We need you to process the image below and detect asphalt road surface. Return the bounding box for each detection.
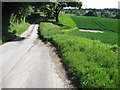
[0,20,70,88]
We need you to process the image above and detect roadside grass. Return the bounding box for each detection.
[39,22,118,88]
[9,21,30,36]
[0,40,2,45]
[2,20,30,43]
[71,15,118,33]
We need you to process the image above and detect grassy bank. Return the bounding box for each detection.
[39,22,118,88]
[2,18,30,44]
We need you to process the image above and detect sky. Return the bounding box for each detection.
[80,0,119,9]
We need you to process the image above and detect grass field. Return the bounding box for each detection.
[39,22,118,88]
[68,30,118,45]
[71,15,118,33]
[59,13,118,45]
[59,13,77,27]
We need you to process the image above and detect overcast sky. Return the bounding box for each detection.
[80,0,119,9]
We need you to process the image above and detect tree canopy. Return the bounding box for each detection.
[2,1,82,22]
[41,2,82,22]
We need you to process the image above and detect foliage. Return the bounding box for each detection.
[40,1,82,22]
[62,8,119,19]
[39,22,118,88]
[85,11,97,16]
[2,13,30,42]
[2,2,40,43]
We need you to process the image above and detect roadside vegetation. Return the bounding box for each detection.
[2,1,119,89]
[2,3,44,45]
[2,14,30,43]
[39,9,118,88]
[39,22,118,88]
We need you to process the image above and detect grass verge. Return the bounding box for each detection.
[39,22,118,88]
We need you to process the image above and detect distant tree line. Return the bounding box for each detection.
[62,8,120,19]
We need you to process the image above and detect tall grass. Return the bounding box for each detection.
[2,13,30,44]
[2,13,41,45]
[39,22,118,88]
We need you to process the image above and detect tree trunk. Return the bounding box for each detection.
[55,7,63,22]
[56,12,59,22]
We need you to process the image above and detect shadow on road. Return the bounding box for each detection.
[10,37,26,42]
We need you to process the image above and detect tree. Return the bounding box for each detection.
[85,11,96,16]
[54,2,82,22]
[41,1,82,22]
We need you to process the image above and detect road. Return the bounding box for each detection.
[0,19,70,88]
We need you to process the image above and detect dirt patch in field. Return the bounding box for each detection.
[80,29,104,33]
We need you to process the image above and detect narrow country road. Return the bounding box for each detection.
[0,18,70,88]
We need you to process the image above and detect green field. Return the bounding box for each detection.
[39,22,118,88]
[59,13,77,27]
[68,30,118,45]
[59,13,118,45]
[71,15,118,33]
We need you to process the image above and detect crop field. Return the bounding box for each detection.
[39,22,118,88]
[68,30,118,45]
[59,13,118,45]
[71,15,118,33]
